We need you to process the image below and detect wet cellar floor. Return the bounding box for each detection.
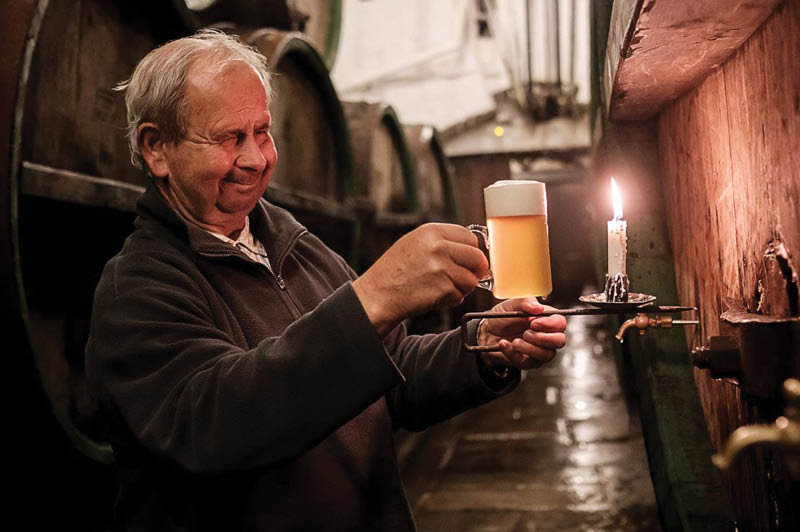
[397,313,662,532]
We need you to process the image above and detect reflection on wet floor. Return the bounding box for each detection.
[399,313,662,532]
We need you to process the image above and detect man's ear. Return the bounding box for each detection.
[138,123,170,178]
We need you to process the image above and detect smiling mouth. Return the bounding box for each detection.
[223,174,260,187]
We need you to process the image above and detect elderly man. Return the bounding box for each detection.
[86,30,566,531]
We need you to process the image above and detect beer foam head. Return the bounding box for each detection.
[484,180,547,218]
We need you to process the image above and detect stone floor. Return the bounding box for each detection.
[398,312,663,532]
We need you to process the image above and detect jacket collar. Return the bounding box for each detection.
[135,180,307,271]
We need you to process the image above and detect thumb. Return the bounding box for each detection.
[519,298,544,314]
[492,297,541,313]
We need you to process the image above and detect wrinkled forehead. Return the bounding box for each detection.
[186,53,268,95]
[183,59,270,120]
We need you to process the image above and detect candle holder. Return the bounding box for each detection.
[603,272,630,302]
[578,291,655,309]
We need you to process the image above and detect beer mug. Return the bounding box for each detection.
[468,180,552,299]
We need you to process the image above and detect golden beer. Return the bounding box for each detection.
[487,214,552,298]
[478,180,552,299]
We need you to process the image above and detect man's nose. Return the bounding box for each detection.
[236,134,267,173]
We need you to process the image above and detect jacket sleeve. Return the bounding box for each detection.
[382,321,521,432]
[327,253,521,432]
[85,250,404,474]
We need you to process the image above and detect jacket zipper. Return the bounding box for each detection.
[265,269,302,319]
[199,229,307,315]
[271,230,308,316]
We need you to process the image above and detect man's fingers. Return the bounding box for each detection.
[509,337,557,364]
[498,340,544,369]
[447,267,479,301]
[522,330,567,350]
[500,336,557,363]
[529,314,567,333]
[519,300,544,315]
[511,301,568,334]
[445,241,488,276]
[433,223,482,246]
[487,300,566,371]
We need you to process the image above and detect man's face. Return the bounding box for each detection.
[156,63,277,234]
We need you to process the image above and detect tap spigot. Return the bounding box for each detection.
[614,313,698,342]
[712,378,800,478]
[615,314,655,342]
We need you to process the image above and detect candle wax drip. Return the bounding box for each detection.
[604,273,630,302]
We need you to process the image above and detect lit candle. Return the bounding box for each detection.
[607,177,627,276]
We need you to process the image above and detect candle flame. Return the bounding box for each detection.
[610,177,623,220]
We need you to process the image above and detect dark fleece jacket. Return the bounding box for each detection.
[85,183,519,531]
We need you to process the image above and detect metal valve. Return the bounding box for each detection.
[615,313,699,342]
[691,336,741,377]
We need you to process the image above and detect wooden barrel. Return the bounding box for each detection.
[343,102,417,214]
[241,28,363,266]
[287,0,343,69]
[342,101,421,270]
[21,1,192,188]
[178,0,342,68]
[175,0,292,31]
[8,0,199,464]
[244,29,352,200]
[402,124,461,224]
[394,124,466,334]
[3,0,195,526]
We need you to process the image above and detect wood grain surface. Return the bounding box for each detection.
[607,0,780,120]
[342,101,416,214]
[658,1,800,530]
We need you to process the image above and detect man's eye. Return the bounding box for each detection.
[219,136,237,147]
[255,129,270,143]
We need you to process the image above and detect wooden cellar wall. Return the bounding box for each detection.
[657,1,800,530]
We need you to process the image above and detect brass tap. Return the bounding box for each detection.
[712,378,800,478]
[615,314,667,342]
[615,313,699,342]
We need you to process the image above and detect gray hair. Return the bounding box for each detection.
[116,29,272,169]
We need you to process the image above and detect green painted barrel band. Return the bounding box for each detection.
[322,0,342,70]
[271,34,356,199]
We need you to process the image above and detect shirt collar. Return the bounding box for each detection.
[208,215,254,247]
[135,179,307,269]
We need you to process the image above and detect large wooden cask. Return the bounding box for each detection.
[3,0,196,527]
[403,124,461,224]
[342,101,420,270]
[657,2,800,529]
[290,0,343,69]
[10,0,199,458]
[593,1,799,530]
[241,28,362,266]
[179,0,342,68]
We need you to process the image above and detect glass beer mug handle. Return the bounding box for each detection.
[467,224,493,292]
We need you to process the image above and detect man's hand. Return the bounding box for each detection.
[479,298,566,371]
[352,223,489,337]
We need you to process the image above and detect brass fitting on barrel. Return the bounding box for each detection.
[690,336,741,378]
[615,314,672,342]
[712,378,800,479]
[615,313,699,342]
